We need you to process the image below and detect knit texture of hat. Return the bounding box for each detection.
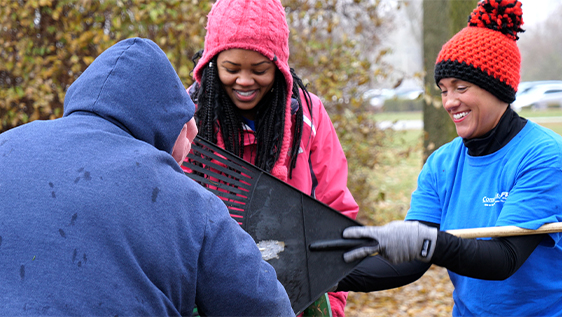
[435,0,524,104]
[194,0,292,181]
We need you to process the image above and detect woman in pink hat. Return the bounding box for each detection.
[181,0,359,315]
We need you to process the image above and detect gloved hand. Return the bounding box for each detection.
[342,221,438,264]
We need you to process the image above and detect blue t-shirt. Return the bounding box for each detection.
[406,121,562,316]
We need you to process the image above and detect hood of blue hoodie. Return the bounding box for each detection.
[63,37,194,154]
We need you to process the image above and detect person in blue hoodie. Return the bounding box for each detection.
[0,37,294,317]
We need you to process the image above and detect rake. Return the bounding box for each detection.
[182,136,371,315]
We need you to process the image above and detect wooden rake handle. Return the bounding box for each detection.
[446,223,562,239]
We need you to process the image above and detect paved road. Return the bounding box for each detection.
[378,116,562,131]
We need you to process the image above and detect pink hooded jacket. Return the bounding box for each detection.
[186,0,358,314]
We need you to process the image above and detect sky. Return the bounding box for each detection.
[519,0,561,27]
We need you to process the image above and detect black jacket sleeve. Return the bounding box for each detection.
[335,255,431,292]
[432,231,545,280]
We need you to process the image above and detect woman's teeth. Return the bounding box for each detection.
[454,111,469,120]
[237,90,255,96]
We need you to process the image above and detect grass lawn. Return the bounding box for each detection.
[372,111,422,122]
[519,108,562,118]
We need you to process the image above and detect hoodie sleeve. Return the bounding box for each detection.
[195,194,294,317]
[308,94,359,220]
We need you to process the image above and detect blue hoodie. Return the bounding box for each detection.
[0,38,293,316]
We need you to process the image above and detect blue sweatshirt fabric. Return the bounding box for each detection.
[0,38,293,316]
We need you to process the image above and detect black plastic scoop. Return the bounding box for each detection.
[183,136,367,315]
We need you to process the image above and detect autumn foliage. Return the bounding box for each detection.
[0,0,210,131]
[1,0,394,218]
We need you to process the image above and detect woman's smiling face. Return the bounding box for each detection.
[438,78,508,139]
[217,49,276,120]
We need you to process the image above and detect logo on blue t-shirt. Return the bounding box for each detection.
[482,192,509,207]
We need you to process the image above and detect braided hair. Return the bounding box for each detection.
[191,51,312,178]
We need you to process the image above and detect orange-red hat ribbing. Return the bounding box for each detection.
[435,0,524,103]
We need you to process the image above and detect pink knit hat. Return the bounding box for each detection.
[194,0,293,181]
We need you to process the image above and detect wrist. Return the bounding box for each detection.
[417,225,438,262]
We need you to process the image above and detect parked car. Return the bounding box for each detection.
[362,88,396,109]
[516,80,562,97]
[511,82,562,111]
[362,87,423,110]
[396,88,424,101]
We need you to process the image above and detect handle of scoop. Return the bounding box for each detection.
[446,222,562,238]
[309,238,377,251]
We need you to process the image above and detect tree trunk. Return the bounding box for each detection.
[422,0,478,161]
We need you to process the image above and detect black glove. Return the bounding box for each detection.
[342,221,438,264]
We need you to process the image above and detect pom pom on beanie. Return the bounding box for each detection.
[434,0,524,104]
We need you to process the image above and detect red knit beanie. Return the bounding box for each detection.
[194,0,292,181]
[435,0,524,104]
